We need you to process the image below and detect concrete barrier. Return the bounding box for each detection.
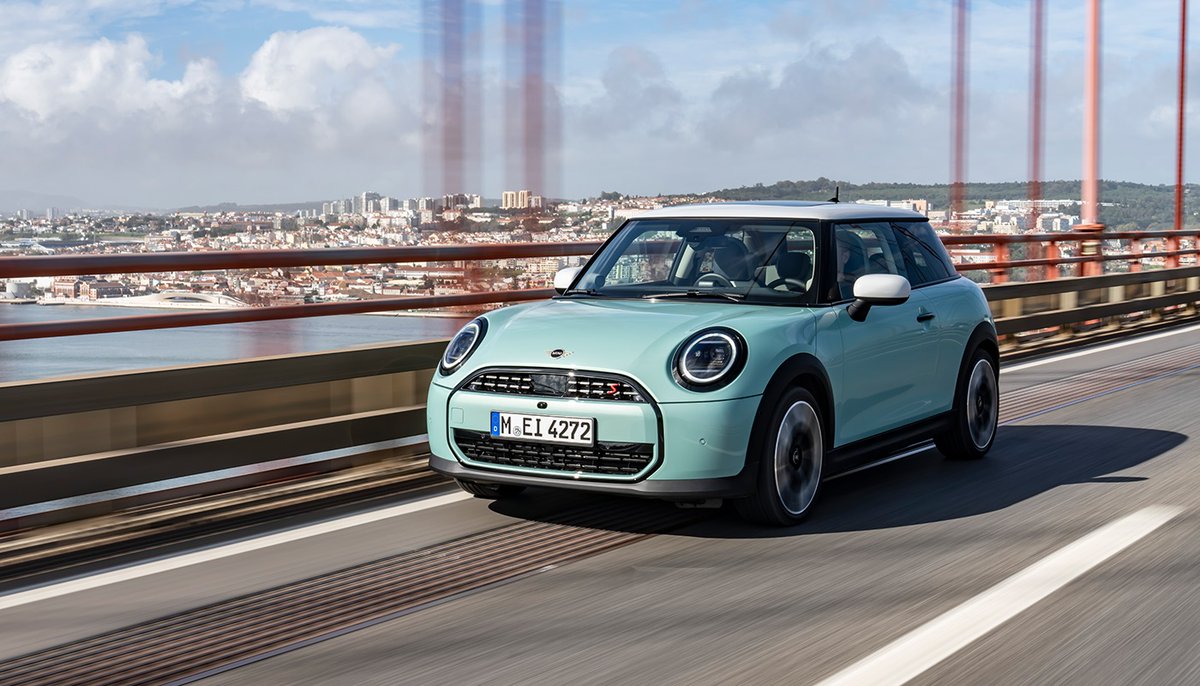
[0,340,442,518]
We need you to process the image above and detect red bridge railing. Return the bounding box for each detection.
[0,231,1196,340]
[944,229,1200,282]
[0,241,604,341]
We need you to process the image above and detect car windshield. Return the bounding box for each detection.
[565,218,820,305]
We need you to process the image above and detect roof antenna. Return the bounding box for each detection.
[827,185,840,203]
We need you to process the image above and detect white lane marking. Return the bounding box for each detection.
[815,505,1183,686]
[0,491,473,613]
[1002,323,1200,373]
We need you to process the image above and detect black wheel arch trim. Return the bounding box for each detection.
[946,320,1000,424]
[962,321,1000,375]
[745,353,836,479]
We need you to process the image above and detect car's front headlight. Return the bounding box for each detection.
[673,328,746,390]
[440,317,487,375]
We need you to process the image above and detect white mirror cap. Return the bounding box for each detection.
[553,266,582,293]
[852,273,911,304]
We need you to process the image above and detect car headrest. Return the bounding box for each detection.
[836,229,866,274]
[701,235,752,281]
[776,252,812,282]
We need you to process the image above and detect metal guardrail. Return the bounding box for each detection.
[0,342,443,528]
[987,265,1200,340]
[0,241,606,341]
[0,289,551,341]
[0,242,608,278]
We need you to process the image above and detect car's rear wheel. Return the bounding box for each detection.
[455,479,526,499]
[734,387,824,526]
[936,347,999,460]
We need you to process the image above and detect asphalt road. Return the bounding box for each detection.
[2,325,1199,685]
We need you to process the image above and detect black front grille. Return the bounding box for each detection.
[454,430,654,476]
[464,371,644,402]
[465,371,535,395]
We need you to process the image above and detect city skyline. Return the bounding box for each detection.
[0,1,1197,208]
[2,174,1196,217]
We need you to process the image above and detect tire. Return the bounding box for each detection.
[734,387,825,526]
[935,347,999,460]
[455,479,526,499]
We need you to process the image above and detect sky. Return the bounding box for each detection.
[0,0,1195,208]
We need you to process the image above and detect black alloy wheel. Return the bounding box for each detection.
[735,387,825,526]
[936,347,999,460]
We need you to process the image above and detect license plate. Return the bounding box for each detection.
[490,411,595,446]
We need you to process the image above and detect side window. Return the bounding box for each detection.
[892,222,954,286]
[833,223,903,300]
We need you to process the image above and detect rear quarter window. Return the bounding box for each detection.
[891,221,957,286]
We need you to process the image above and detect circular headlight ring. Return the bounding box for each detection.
[440,317,487,374]
[674,328,747,390]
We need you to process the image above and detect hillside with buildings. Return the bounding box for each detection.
[701,178,1200,229]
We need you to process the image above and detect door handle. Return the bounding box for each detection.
[917,312,936,322]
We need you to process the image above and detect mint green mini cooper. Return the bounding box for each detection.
[428,202,998,525]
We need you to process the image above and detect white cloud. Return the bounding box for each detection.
[699,42,937,149]
[0,36,219,131]
[573,46,683,140]
[239,27,397,114]
[238,27,416,155]
[0,27,422,207]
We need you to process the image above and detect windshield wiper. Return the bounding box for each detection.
[641,289,745,303]
[561,288,605,297]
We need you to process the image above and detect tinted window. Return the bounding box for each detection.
[891,221,956,286]
[832,222,903,301]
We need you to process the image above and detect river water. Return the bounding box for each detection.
[0,304,468,383]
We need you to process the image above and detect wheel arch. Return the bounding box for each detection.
[747,353,836,467]
[947,320,1000,411]
[935,320,1000,460]
[963,321,1000,373]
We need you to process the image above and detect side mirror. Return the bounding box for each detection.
[553,267,582,294]
[847,274,911,322]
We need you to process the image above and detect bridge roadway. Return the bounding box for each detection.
[1,325,1200,685]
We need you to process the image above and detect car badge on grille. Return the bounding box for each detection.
[547,348,571,359]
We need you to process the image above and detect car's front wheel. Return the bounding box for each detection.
[735,387,825,526]
[936,347,999,460]
[455,479,526,499]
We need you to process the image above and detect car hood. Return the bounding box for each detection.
[436,297,813,401]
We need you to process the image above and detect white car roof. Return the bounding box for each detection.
[633,201,928,222]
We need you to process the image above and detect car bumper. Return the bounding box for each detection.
[426,379,761,498]
[429,453,755,499]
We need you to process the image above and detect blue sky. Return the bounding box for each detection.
[0,0,1195,208]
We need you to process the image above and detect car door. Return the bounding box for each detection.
[831,222,941,447]
[891,220,967,413]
